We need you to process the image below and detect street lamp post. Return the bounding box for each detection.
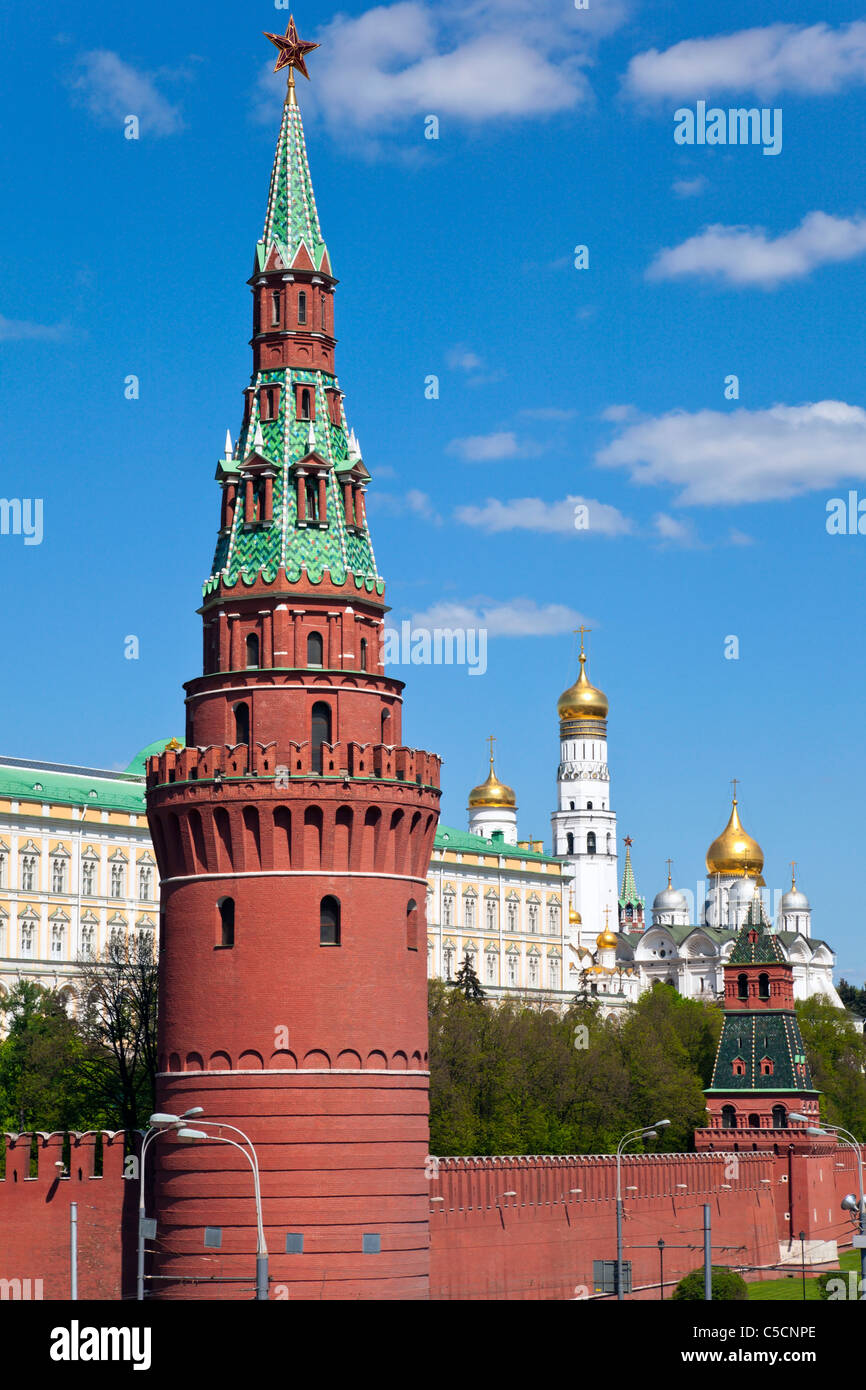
[616,1120,671,1302]
[790,1113,866,1298]
[137,1110,269,1301]
[658,1238,665,1300]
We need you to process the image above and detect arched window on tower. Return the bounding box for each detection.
[298,291,307,325]
[772,1105,788,1130]
[566,832,574,855]
[360,638,368,672]
[586,832,596,855]
[737,972,749,1000]
[406,899,418,951]
[307,632,324,667]
[721,1105,737,1130]
[320,895,340,946]
[311,701,332,774]
[300,387,311,420]
[381,708,391,745]
[245,634,260,669]
[748,1112,761,1129]
[758,972,770,1001]
[217,897,235,948]
[587,801,593,810]
[271,290,281,326]
[234,702,250,746]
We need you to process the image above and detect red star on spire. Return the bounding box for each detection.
[623,836,633,847]
[263,16,320,80]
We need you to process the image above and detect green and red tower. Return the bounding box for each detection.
[145,21,441,1300]
[696,893,821,1138]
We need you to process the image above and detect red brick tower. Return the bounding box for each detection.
[145,23,441,1300]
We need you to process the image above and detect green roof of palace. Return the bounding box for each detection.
[434,824,560,867]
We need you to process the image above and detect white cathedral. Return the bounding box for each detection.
[426,633,843,1016]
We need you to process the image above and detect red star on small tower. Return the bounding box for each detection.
[263,16,320,80]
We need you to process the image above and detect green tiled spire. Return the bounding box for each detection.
[258,93,329,276]
[205,88,382,599]
[618,838,643,909]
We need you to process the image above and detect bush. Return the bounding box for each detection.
[672,1266,748,1301]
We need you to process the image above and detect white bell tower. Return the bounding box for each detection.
[551,629,618,950]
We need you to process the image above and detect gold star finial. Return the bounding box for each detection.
[264,16,320,101]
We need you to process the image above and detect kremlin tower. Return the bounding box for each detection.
[144,21,441,1300]
[551,630,618,948]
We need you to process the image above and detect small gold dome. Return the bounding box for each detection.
[557,652,608,723]
[569,908,582,925]
[468,752,516,809]
[596,926,618,950]
[706,796,764,878]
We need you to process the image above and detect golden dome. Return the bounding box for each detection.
[706,796,764,879]
[596,908,618,951]
[569,908,582,925]
[557,651,608,723]
[468,751,516,809]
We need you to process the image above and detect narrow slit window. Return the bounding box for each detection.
[298,291,307,325]
[320,895,340,946]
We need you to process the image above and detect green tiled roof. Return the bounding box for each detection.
[434,824,559,867]
[709,1012,815,1093]
[618,841,644,909]
[729,896,787,964]
[207,96,382,599]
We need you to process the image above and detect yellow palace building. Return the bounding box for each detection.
[0,740,178,1014]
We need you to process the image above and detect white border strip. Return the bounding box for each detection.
[161,870,428,885]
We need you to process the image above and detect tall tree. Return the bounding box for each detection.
[0,981,109,1132]
[451,952,485,1001]
[76,930,159,1132]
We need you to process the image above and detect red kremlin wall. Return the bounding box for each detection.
[0,1133,861,1300]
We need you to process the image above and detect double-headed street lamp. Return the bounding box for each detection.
[616,1120,671,1301]
[790,1112,866,1298]
[138,1109,268,1301]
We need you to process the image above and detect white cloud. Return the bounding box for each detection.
[456,494,632,536]
[67,50,184,135]
[600,403,637,422]
[647,211,866,289]
[624,22,866,100]
[0,315,68,343]
[408,597,586,637]
[446,344,484,372]
[598,400,866,505]
[672,176,707,198]
[372,489,441,523]
[447,431,519,461]
[254,0,629,132]
[652,512,699,546]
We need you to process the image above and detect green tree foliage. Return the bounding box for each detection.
[796,996,866,1135]
[672,1266,748,1301]
[0,982,112,1132]
[837,978,866,1021]
[76,931,159,1132]
[428,981,723,1156]
[451,952,485,1002]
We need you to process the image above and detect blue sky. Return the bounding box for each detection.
[2,1,866,979]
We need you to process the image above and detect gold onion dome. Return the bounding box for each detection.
[596,910,618,951]
[706,796,764,879]
[557,652,608,722]
[569,908,582,925]
[468,753,516,809]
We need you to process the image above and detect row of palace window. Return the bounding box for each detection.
[2,921,149,959]
[440,946,561,989]
[255,288,329,334]
[0,853,153,900]
[216,896,420,951]
[439,896,560,934]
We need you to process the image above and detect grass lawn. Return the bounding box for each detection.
[748,1249,859,1301]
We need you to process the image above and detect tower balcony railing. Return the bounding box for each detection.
[146,740,441,791]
